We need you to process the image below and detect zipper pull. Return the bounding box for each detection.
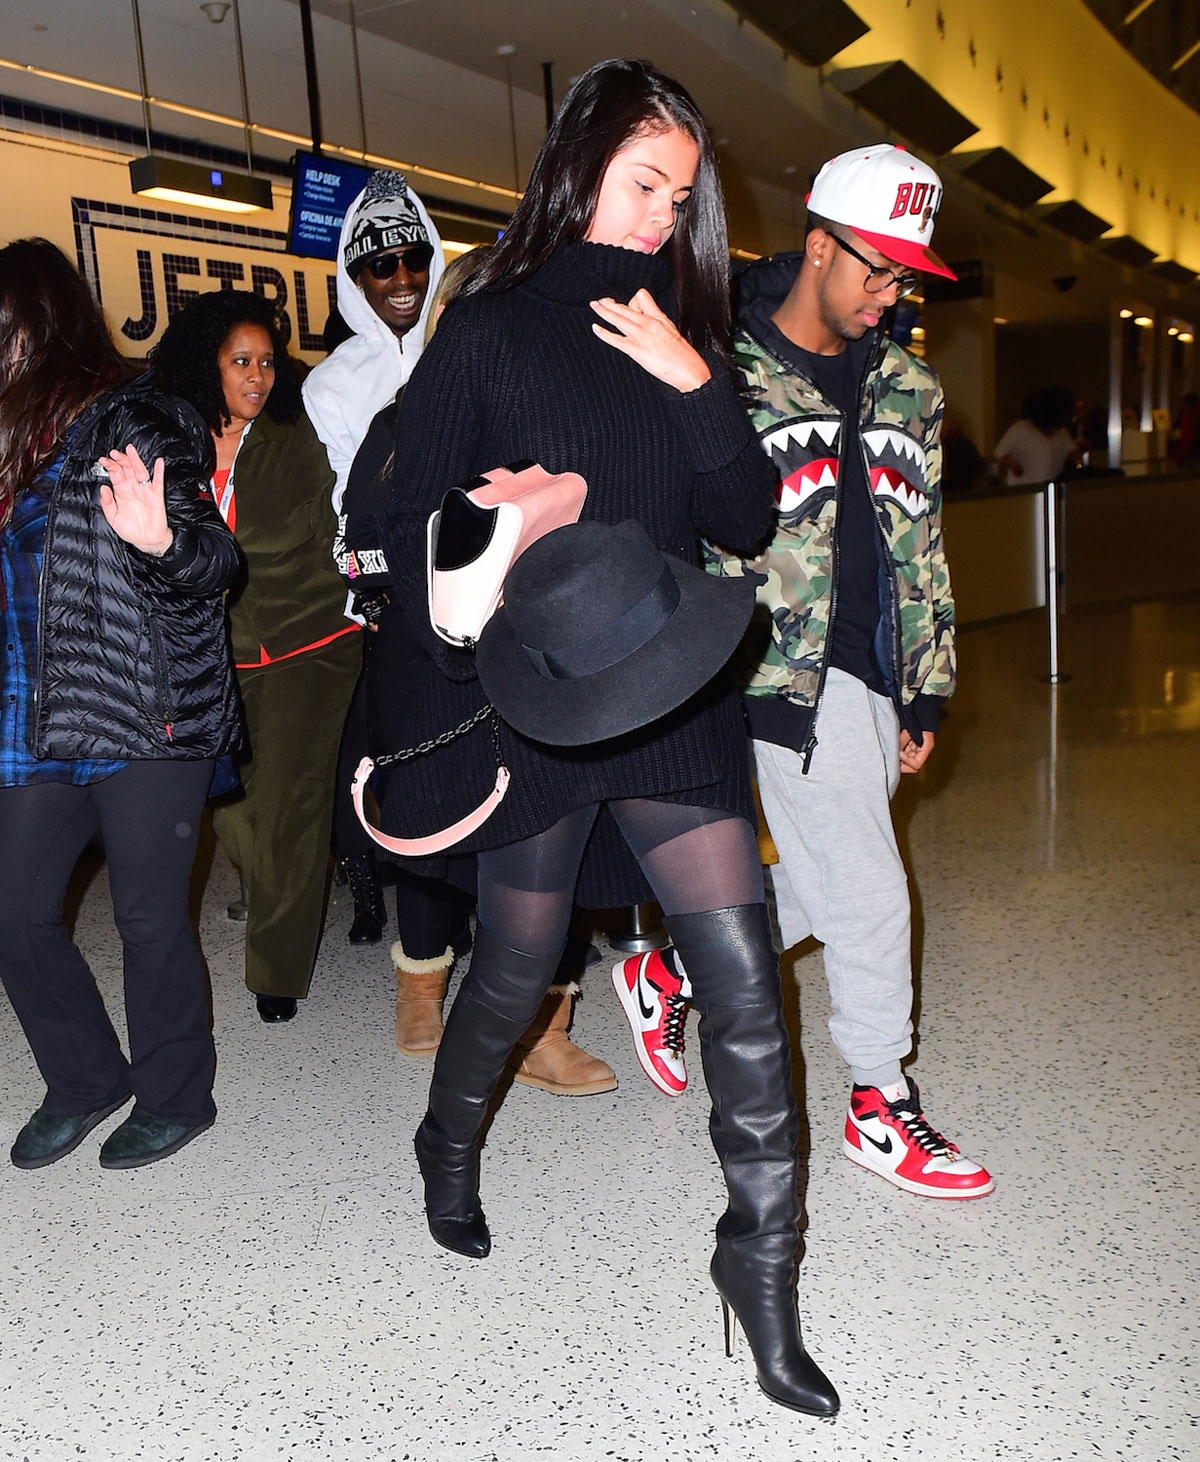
[800,732,817,775]
[165,722,173,741]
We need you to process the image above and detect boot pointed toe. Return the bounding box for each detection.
[757,1352,841,1418]
[427,1211,492,1259]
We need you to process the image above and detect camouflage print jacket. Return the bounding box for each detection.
[706,253,955,750]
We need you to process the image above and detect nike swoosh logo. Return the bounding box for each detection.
[854,1125,893,1156]
[636,971,657,1022]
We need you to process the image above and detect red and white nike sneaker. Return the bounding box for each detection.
[843,1078,994,1199]
[611,948,691,1097]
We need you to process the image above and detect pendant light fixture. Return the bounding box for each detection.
[127,0,272,214]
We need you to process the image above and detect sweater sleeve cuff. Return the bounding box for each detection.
[664,368,759,473]
[911,694,943,735]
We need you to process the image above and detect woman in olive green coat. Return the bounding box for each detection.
[155,291,361,1022]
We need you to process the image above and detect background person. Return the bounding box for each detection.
[993,385,1080,485]
[0,239,240,1170]
[379,59,838,1418]
[304,171,445,945]
[154,290,360,1024]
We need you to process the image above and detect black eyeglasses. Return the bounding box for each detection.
[363,242,435,280]
[831,234,919,298]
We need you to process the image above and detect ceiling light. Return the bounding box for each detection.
[910,326,926,339]
[1178,332,1194,343]
[1123,0,1159,22]
[199,2,231,21]
[1119,308,1133,318]
[1133,315,1154,327]
[993,316,1008,324]
[129,155,272,212]
[1170,37,1200,72]
[1168,325,1179,335]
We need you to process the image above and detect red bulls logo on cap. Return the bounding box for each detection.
[889,181,942,234]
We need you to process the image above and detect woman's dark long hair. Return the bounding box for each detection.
[152,289,303,434]
[0,238,128,527]
[463,58,731,354]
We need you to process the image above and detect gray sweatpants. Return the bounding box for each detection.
[753,668,914,1090]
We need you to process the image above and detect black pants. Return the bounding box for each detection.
[0,760,217,1124]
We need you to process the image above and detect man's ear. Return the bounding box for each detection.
[806,228,832,271]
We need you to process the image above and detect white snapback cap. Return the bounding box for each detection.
[807,144,956,280]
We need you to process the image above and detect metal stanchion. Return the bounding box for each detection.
[610,902,667,954]
[1041,479,1071,684]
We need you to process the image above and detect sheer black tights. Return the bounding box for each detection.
[476,798,764,958]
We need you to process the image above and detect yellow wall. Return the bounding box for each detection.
[840,0,1200,269]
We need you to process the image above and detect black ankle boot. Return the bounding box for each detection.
[667,904,840,1419]
[414,925,560,1258]
[340,853,385,944]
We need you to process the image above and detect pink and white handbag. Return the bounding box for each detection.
[426,462,587,647]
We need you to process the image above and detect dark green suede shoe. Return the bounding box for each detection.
[98,1113,215,1170]
[10,1097,131,1170]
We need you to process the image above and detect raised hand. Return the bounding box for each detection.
[97,444,174,556]
[590,289,712,393]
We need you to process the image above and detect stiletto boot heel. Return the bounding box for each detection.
[721,1297,737,1357]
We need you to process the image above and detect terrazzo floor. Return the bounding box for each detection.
[1,594,1197,1462]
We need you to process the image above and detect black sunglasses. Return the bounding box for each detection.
[831,233,919,298]
[363,242,435,280]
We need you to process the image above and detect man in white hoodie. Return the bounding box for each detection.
[302,171,445,952]
[304,169,445,578]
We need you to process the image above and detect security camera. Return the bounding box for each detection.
[1052,275,1078,293]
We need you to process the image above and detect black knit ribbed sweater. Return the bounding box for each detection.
[379,240,775,906]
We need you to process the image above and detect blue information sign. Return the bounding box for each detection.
[288,152,373,261]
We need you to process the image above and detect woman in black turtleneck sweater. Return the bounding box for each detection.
[381,59,839,1419]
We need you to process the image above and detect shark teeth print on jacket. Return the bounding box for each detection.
[862,427,929,519]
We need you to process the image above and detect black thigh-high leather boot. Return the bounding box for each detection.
[414,924,562,1259]
[666,904,840,1418]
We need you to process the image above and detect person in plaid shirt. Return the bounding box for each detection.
[0,239,240,1173]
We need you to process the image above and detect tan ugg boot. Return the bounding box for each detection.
[512,983,618,1095]
[393,941,453,1055]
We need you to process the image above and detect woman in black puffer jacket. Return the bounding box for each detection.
[0,239,241,1172]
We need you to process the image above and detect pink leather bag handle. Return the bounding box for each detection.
[349,703,510,856]
[351,756,510,856]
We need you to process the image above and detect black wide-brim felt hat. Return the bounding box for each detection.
[476,519,754,747]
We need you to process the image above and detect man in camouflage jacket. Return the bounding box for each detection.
[711,146,993,1199]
